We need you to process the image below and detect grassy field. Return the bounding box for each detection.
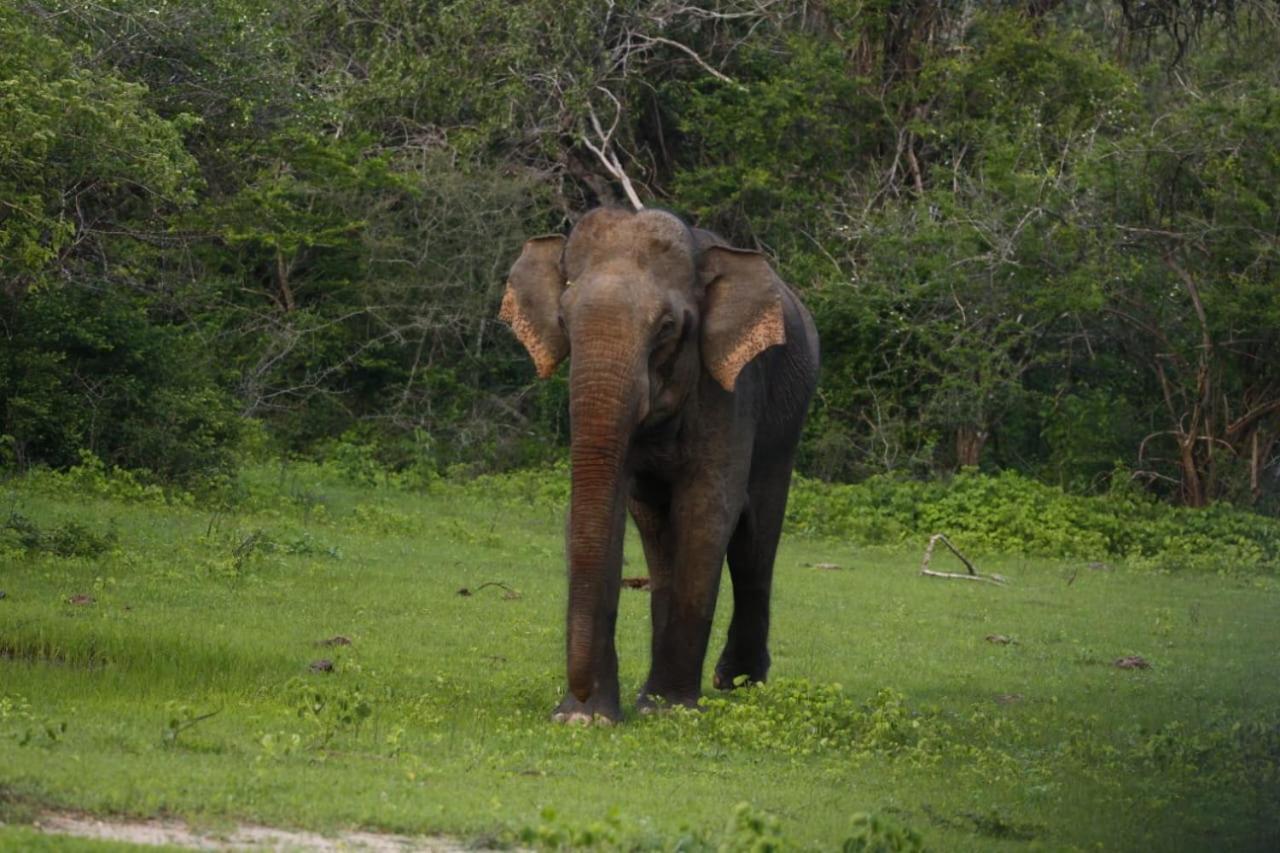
[1,464,1278,850]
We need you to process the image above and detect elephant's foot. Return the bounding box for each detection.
[551,692,621,726]
[712,650,770,690]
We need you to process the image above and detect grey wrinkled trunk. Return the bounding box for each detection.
[564,342,637,701]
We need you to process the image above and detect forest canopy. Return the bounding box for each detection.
[2,0,1279,510]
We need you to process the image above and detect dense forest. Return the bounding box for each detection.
[2,0,1278,511]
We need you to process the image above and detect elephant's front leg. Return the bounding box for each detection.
[638,483,738,711]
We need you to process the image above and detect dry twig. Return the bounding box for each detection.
[583,90,645,211]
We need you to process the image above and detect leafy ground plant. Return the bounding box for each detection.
[0,463,1277,850]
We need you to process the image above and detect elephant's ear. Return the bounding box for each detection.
[698,246,787,392]
[499,235,568,379]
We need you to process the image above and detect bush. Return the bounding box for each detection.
[787,468,1280,573]
[0,284,244,486]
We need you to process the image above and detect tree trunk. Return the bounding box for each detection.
[1178,435,1206,508]
[955,426,988,469]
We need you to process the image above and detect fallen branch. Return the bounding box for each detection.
[920,568,1005,585]
[457,581,521,599]
[920,533,1007,585]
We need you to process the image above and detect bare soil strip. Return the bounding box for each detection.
[33,812,470,850]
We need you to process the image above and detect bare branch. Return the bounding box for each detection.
[921,567,1006,585]
[920,533,1007,585]
[628,33,737,85]
[582,91,645,210]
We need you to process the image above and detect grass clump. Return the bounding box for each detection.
[653,682,947,763]
[517,802,926,852]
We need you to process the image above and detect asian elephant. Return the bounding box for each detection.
[498,207,819,723]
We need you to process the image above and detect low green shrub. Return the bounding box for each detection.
[514,801,927,852]
[16,450,173,505]
[11,448,1277,573]
[842,812,926,853]
[786,469,1280,572]
[0,508,118,558]
[651,681,951,765]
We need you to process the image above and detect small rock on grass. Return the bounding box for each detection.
[994,693,1024,705]
[804,562,842,571]
[315,635,352,647]
[67,594,95,606]
[622,577,650,590]
[985,634,1014,645]
[309,659,334,673]
[1113,655,1151,670]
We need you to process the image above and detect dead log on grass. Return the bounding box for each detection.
[920,533,1007,585]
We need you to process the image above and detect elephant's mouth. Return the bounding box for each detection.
[634,406,683,442]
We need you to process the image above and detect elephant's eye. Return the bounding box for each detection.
[651,315,680,371]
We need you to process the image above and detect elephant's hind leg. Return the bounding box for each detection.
[714,463,792,690]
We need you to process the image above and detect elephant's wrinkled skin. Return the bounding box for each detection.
[499,207,819,723]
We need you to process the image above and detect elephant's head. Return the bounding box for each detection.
[499,207,786,703]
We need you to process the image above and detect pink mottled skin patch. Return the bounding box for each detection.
[499,285,560,378]
[707,299,786,391]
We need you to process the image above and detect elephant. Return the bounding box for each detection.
[498,207,819,723]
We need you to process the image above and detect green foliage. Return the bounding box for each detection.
[518,806,625,850]
[18,451,176,505]
[0,284,244,485]
[1040,389,1145,492]
[0,508,118,559]
[0,695,67,750]
[283,676,373,749]
[842,813,925,853]
[161,701,219,749]
[515,802,925,852]
[0,6,196,294]
[4,0,1280,519]
[718,802,787,852]
[787,468,1280,570]
[657,682,949,763]
[670,33,882,249]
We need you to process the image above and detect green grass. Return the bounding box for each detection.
[0,826,160,851]
[1,464,1278,850]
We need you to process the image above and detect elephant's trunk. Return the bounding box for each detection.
[565,335,638,702]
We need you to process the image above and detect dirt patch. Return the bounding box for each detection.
[34,811,474,850]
